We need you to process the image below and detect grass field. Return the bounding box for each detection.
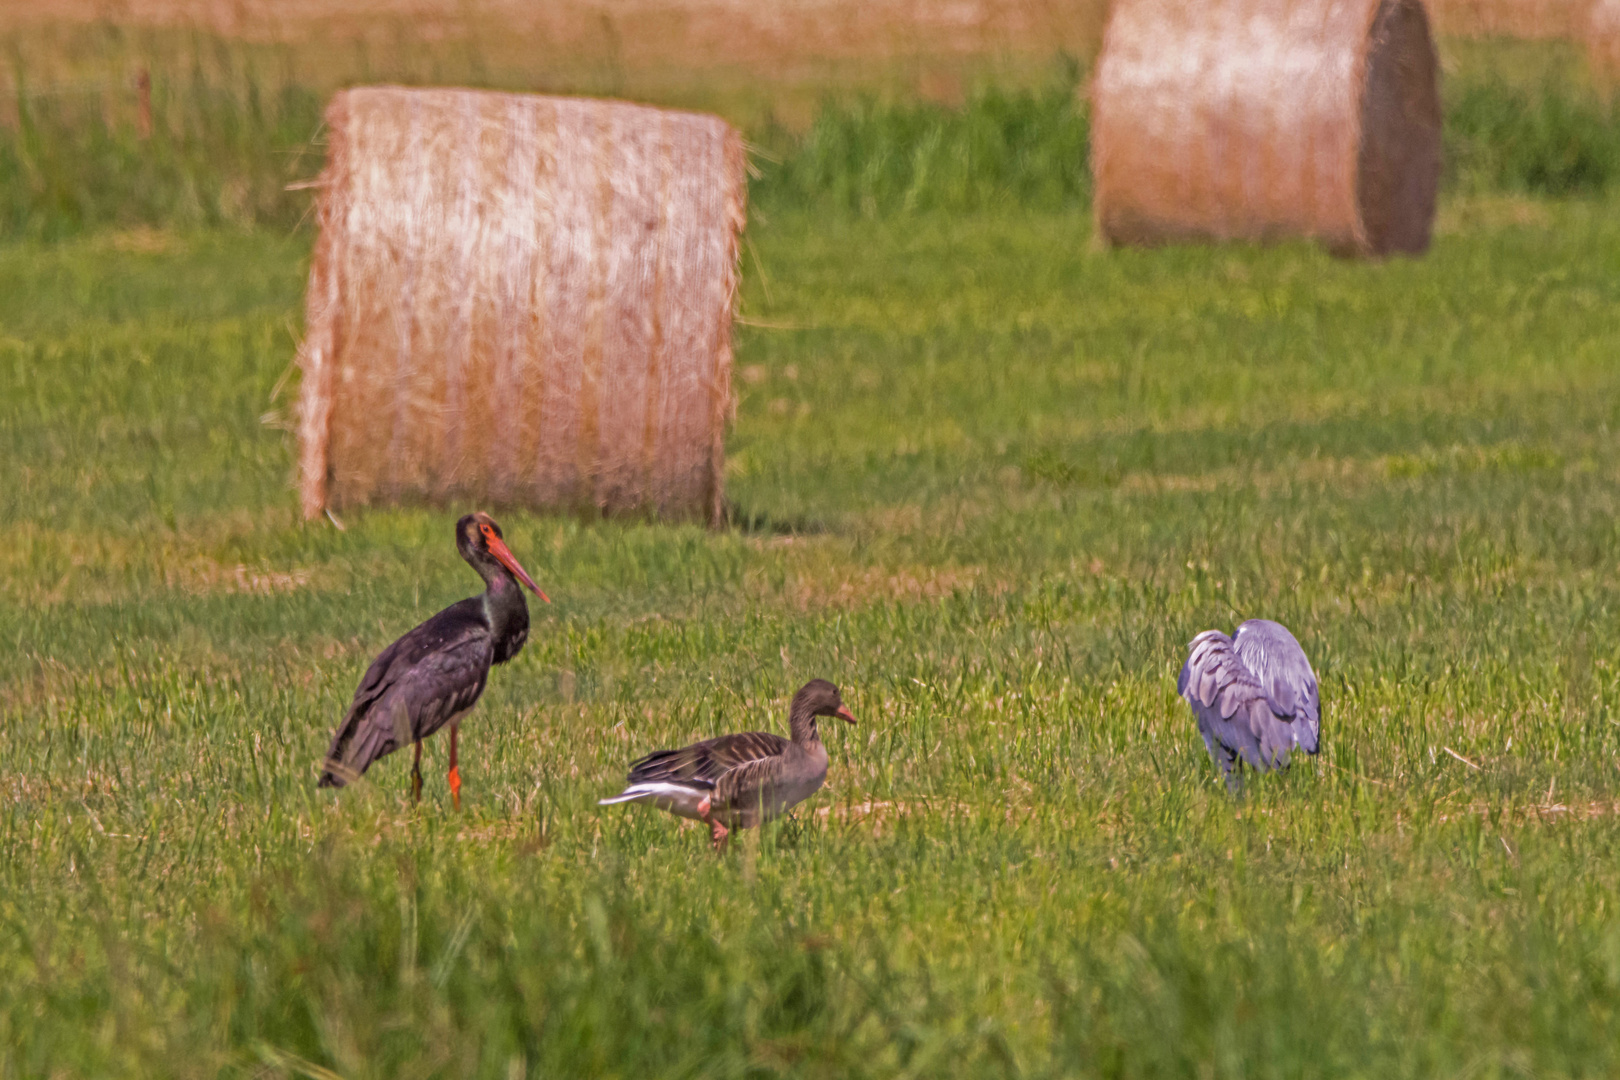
[4,190,1620,1076]
[6,32,1620,239]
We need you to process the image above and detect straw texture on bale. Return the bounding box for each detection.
[1091,0,1442,258]
[296,87,745,524]
[1591,0,1620,88]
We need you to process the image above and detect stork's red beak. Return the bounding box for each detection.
[835,705,857,724]
[486,533,549,602]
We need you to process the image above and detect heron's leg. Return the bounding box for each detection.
[1225,759,1245,798]
[447,722,462,811]
[411,739,424,804]
[1198,724,1242,795]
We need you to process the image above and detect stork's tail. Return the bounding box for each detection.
[317,715,397,791]
[318,758,361,789]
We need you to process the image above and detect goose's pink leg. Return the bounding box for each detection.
[697,795,730,851]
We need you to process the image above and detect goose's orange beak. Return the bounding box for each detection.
[486,533,549,602]
[835,705,857,724]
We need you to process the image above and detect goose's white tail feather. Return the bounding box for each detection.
[598,781,712,820]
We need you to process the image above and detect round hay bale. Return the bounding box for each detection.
[1590,0,1620,90]
[296,87,745,525]
[1091,0,1442,258]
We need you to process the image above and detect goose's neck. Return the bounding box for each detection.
[788,702,821,746]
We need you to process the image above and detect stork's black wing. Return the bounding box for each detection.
[318,598,494,787]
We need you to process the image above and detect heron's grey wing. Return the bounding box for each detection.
[1233,619,1321,755]
[1178,630,1288,773]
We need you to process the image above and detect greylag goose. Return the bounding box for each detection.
[599,679,856,848]
[1177,618,1320,792]
[318,512,547,806]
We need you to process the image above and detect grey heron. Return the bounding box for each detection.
[1177,619,1320,792]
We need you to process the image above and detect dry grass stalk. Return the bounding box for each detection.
[1091,0,1442,259]
[297,86,745,523]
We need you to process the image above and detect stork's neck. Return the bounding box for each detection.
[479,567,530,650]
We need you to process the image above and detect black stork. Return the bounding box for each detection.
[318,512,547,807]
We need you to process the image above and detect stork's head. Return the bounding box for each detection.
[456,512,548,601]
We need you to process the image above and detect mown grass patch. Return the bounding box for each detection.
[2,195,1620,1073]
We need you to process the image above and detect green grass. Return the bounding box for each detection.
[5,35,1620,239]
[0,49,325,240]
[750,59,1091,215]
[1445,79,1620,196]
[4,197,1620,1076]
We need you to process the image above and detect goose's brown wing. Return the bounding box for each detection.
[625,731,790,791]
[713,753,788,810]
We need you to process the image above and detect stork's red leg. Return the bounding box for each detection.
[411,739,424,804]
[448,722,462,811]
